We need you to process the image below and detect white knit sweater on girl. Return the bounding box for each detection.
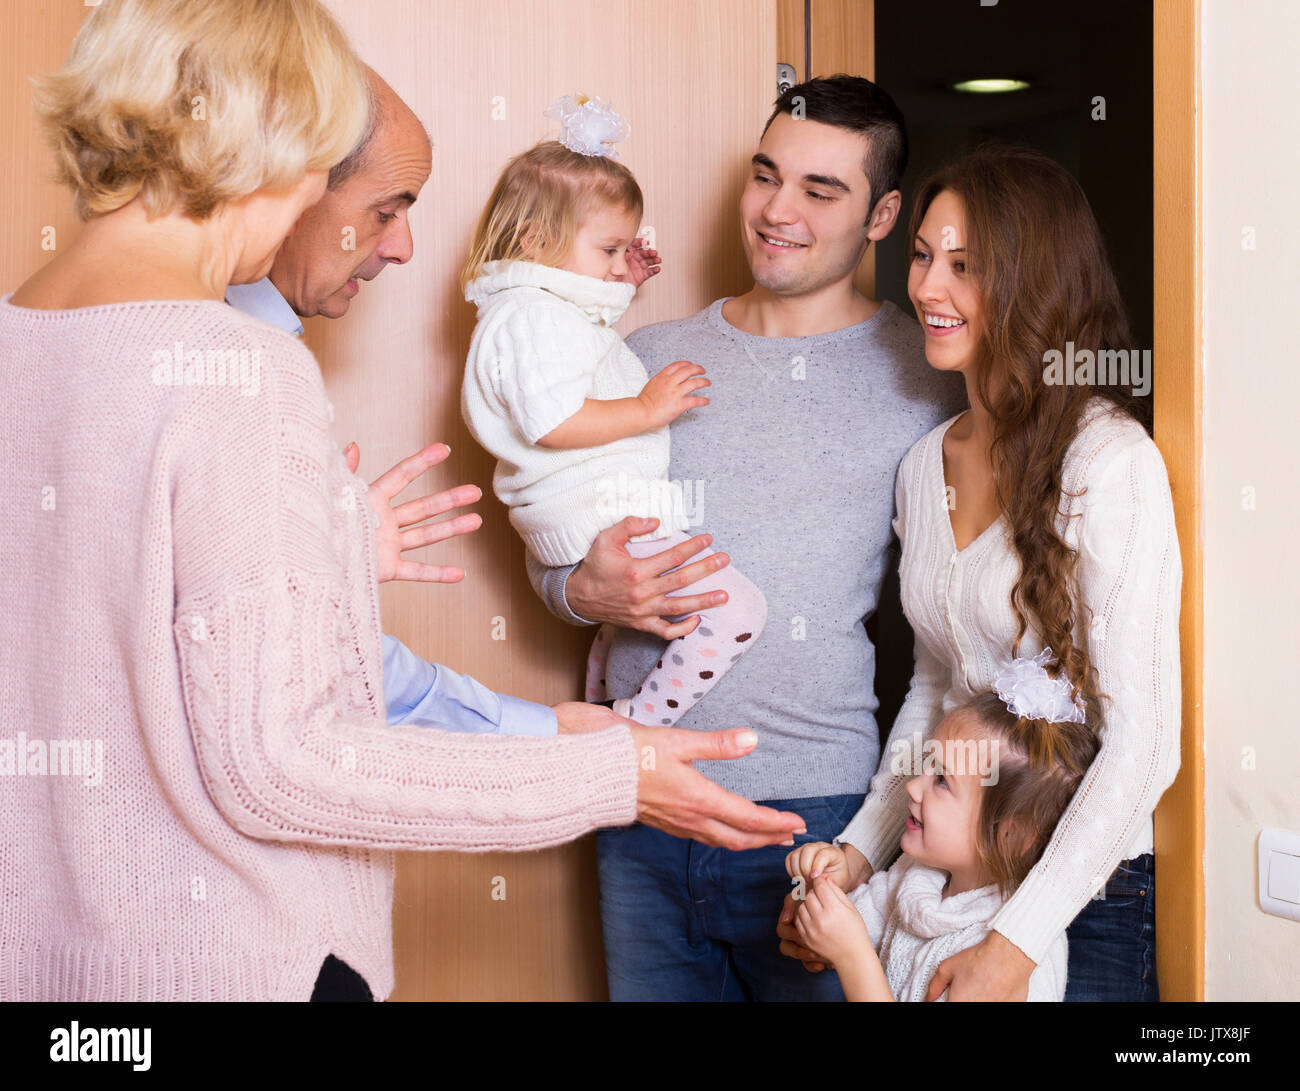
[850,854,1067,1001]
[461,260,691,566]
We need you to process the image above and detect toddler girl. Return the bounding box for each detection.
[786,650,1100,1001]
[459,94,766,726]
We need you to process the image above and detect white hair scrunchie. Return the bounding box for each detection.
[992,647,1087,724]
[544,93,630,159]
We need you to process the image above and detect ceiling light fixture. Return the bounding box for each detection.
[951,78,1031,94]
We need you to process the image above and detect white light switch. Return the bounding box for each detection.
[1267,852,1300,903]
[1259,829,1300,922]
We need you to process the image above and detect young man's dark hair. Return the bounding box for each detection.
[762,74,908,222]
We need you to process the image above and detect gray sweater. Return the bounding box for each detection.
[526,297,966,800]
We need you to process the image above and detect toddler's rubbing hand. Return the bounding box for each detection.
[625,236,662,288]
[636,360,711,429]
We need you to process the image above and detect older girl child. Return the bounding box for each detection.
[788,654,1099,1001]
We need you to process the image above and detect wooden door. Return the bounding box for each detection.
[314,0,780,1000]
[0,0,778,1001]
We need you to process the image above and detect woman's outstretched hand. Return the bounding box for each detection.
[923,930,1035,1001]
[629,722,806,850]
[344,441,483,584]
[554,702,806,850]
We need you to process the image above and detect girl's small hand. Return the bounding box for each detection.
[785,840,851,890]
[626,236,661,288]
[793,876,874,970]
[637,360,710,429]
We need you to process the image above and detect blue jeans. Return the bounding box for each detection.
[596,793,866,1001]
[1064,853,1158,1001]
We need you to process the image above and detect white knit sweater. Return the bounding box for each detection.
[839,396,1182,965]
[460,260,690,566]
[850,854,1067,1001]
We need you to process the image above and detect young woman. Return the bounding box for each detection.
[781,144,1182,1001]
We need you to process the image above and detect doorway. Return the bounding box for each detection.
[779,0,1203,1001]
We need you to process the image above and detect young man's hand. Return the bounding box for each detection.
[565,517,733,639]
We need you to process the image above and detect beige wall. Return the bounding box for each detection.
[0,0,777,1000]
[1201,0,1300,1000]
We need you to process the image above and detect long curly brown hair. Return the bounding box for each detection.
[909,145,1150,709]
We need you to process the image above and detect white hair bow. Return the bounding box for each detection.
[992,648,1087,724]
[544,93,630,159]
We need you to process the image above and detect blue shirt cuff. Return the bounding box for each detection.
[380,632,556,736]
[497,693,559,737]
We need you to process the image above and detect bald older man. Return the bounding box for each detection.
[230,69,430,323]
[226,71,552,742]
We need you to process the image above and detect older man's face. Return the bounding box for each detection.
[270,109,432,319]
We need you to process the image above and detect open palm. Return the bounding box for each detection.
[344,441,483,583]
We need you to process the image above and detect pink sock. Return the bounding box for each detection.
[615,532,766,725]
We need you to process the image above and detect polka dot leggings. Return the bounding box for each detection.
[583,530,767,725]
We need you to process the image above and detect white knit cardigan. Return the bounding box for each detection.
[839,396,1182,965]
[460,260,690,566]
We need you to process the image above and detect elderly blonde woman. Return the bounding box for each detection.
[0,0,801,1002]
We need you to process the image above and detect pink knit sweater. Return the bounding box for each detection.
[0,296,639,1001]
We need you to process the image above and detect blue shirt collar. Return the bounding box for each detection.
[224,277,305,336]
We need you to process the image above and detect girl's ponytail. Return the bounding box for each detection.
[964,685,1102,900]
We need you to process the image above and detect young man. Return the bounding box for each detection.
[527,76,967,1000]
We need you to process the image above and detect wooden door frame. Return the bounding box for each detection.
[783,0,1205,1000]
[1151,0,1203,1004]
